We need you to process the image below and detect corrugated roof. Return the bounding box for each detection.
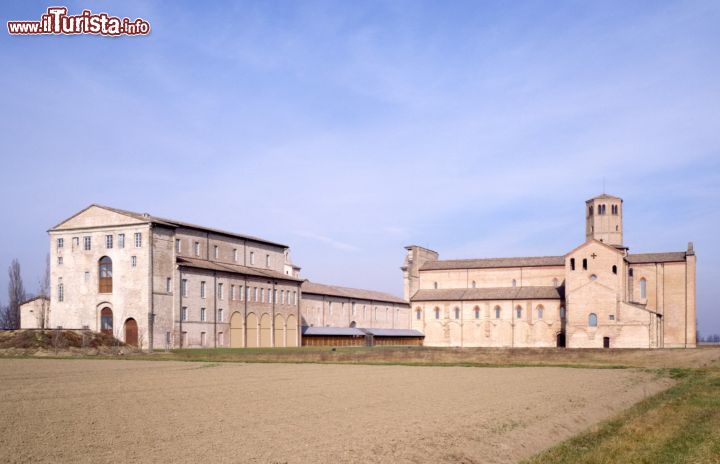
[626,252,687,264]
[364,328,425,337]
[61,204,289,248]
[301,281,408,305]
[177,257,303,282]
[301,327,366,336]
[420,256,565,271]
[411,286,564,302]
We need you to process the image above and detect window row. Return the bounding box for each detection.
[435,278,562,290]
[180,306,224,323]
[179,280,297,305]
[418,305,565,320]
[57,233,142,251]
[589,204,619,216]
[175,239,273,267]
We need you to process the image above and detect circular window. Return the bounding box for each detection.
[590,274,598,281]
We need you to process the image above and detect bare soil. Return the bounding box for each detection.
[0,359,672,464]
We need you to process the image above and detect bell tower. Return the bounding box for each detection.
[585,194,623,246]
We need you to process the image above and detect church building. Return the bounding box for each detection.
[402,194,697,348]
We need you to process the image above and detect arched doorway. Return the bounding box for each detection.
[124,318,138,347]
[286,315,298,347]
[100,307,113,336]
[230,312,243,348]
[260,314,272,347]
[274,314,285,347]
[246,313,258,348]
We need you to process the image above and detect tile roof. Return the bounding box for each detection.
[411,286,564,302]
[177,257,303,282]
[587,193,622,201]
[626,252,687,264]
[92,204,288,248]
[420,256,565,271]
[301,281,408,305]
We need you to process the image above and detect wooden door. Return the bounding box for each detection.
[124,318,138,347]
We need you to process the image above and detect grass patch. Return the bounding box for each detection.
[523,368,720,464]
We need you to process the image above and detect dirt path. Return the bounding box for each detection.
[0,359,672,463]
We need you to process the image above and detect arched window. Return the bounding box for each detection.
[582,258,588,270]
[99,256,112,293]
[516,306,522,319]
[434,308,440,320]
[100,307,113,335]
[588,313,598,327]
[454,307,460,319]
[494,306,501,319]
[474,306,480,319]
[640,278,647,299]
[612,265,617,274]
[433,282,438,289]
[512,279,517,287]
[570,258,575,270]
[536,305,544,319]
[471,280,476,288]
[416,308,422,320]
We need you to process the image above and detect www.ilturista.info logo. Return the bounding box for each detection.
[7,7,150,36]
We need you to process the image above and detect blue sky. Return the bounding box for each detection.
[1,1,719,334]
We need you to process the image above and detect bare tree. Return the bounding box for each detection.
[7,259,26,329]
[0,298,9,329]
[37,254,51,329]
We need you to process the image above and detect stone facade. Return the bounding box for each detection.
[19,296,50,329]
[43,204,410,349]
[403,194,697,348]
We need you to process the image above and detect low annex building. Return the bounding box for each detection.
[42,204,413,349]
[403,194,697,349]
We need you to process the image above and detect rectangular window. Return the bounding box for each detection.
[57,256,63,265]
[200,307,206,322]
[231,285,235,300]
[570,258,575,271]
[165,331,171,346]
[131,256,137,267]
[118,234,125,249]
[166,277,172,293]
[250,251,255,265]
[246,286,250,301]
[253,287,258,302]
[281,290,285,305]
[194,241,200,256]
[105,235,113,249]
[261,288,265,303]
[84,271,90,282]
[200,281,206,299]
[83,236,91,251]
[181,331,187,346]
[57,238,64,249]
[218,283,224,300]
[181,279,188,297]
[218,332,224,345]
[218,308,224,322]
[200,332,206,347]
[134,233,142,248]
[582,258,588,270]
[273,289,277,304]
[266,254,270,267]
[293,291,297,305]
[58,280,64,302]
[233,249,238,262]
[175,239,181,253]
[240,285,244,301]
[214,245,219,259]
[181,306,188,321]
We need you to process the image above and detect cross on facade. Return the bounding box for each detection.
[591,253,597,259]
